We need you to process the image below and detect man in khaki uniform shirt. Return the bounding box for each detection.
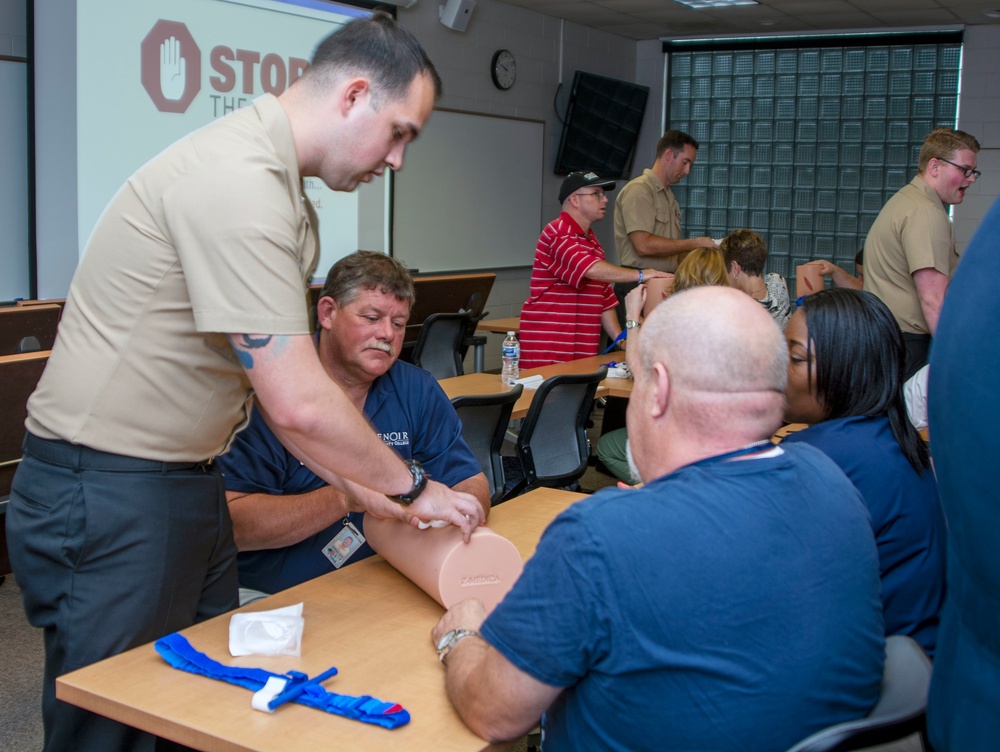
[614,130,718,274]
[7,15,484,752]
[863,127,980,379]
[612,130,719,324]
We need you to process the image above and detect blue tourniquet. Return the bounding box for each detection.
[154,632,410,729]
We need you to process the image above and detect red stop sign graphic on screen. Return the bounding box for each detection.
[141,20,201,113]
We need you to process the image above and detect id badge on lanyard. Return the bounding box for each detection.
[322,518,366,569]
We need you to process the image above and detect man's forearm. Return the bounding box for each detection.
[601,308,623,345]
[444,639,520,742]
[830,267,862,290]
[585,260,643,284]
[453,474,491,520]
[630,232,715,258]
[232,335,486,538]
[442,636,548,743]
[232,333,415,497]
[913,267,949,336]
[227,485,350,551]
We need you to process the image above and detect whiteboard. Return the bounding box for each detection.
[392,109,544,273]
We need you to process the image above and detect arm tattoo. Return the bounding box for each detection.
[228,334,273,370]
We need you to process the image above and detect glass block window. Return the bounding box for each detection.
[666,34,962,278]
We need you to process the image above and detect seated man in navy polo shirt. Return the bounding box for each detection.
[218,251,489,598]
[432,286,884,751]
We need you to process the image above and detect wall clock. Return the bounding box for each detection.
[491,49,516,91]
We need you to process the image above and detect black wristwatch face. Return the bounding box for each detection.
[388,459,427,505]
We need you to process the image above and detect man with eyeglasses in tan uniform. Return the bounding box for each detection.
[863,127,980,379]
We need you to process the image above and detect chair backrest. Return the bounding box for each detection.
[785,635,932,752]
[451,384,524,504]
[516,366,607,490]
[458,291,488,360]
[0,304,61,356]
[411,311,471,379]
[1,351,51,498]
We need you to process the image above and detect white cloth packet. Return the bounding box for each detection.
[229,602,304,657]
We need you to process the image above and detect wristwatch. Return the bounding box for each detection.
[436,628,480,663]
[625,320,642,329]
[387,459,428,506]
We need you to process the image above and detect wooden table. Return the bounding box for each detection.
[438,352,632,420]
[475,316,520,335]
[56,488,586,752]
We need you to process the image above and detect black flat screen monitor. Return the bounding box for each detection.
[554,71,649,179]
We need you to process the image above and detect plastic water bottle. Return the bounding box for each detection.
[501,331,520,386]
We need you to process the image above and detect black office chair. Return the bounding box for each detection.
[458,291,489,372]
[502,367,607,501]
[411,311,472,379]
[785,635,933,752]
[450,384,524,505]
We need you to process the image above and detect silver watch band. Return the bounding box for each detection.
[436,628,481,663]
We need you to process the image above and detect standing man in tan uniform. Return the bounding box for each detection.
[863,127,980,379]
[6,14,483,752]
[614,130,719,271]
[612,130,719,320]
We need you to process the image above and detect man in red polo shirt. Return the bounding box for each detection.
[519,171,671,368]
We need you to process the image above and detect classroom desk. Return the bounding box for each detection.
[475,316,520,335]
[438,352,632,420]
[56,487,586,752]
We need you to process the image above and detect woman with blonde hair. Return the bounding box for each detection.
[641,246,728,316]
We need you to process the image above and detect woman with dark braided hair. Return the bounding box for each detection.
[781,288,945,656]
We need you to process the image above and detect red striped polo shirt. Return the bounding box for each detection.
[519,212,618,368]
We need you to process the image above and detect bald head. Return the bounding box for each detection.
[640,286,787,395]
[628,287,787,478]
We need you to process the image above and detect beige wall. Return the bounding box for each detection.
[953,24,1000,248]
[395,1,640,371]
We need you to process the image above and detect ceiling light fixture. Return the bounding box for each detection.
[983,8,1000,17]
[672,0,759,8]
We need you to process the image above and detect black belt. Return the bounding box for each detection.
[23,432,214,473]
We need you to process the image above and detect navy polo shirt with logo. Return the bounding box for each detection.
[217,359,482,594]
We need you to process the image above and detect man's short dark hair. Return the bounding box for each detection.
[304,12,442,103]
[655,130,699,160]
[319,251,416,311]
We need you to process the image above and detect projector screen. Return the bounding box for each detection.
[34,0,386,298]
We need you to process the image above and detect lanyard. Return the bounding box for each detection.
[154,632,410,729]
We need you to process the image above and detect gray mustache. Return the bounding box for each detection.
[366,341,396,357]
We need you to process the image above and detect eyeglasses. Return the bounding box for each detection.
[577,190,608,200]
[937,158,981,180]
